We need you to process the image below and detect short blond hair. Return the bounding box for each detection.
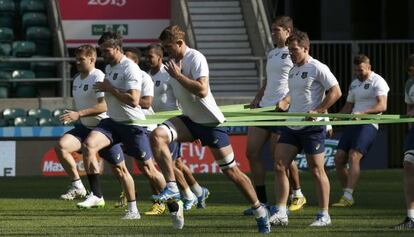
[159,25,185,42]
[75,44,96,58]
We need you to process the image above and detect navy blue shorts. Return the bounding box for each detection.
[404,127,414,151]
[65,123,125,165]
[177,115,230,149]
[255,126,283,134]
[93,118,153,161]
[337,124,377,155]
[278,126,326,155]
[169,141,181,160]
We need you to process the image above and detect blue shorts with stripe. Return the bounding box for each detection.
[65,123,125,165]
[337,124,377,155]
[93,118,153,161]
[177,115,230,149]
[278,125,326,155]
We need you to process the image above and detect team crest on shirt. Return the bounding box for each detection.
[83,84,88,91]
[301,72,308,79]
[364,84,370,89]
[112,73,118,80]
[281,53,288,59]
[155,81,160,87]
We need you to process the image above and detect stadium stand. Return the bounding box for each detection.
[0,0,58,98]
[12,69,37,97]
[0,0,15,28]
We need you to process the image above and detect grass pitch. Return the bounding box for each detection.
[0,170,413,236]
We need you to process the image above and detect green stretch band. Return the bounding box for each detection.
[217,118,414,127]
[139,103,413,126]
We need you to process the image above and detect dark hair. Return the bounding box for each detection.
[74,44,96,58]
[147,44,164,57]
[124,47,142,57]
[286,30,310,49]
[98,31,122,48]
[353,54,370,65]
[159,25,185,42]
[273,16,293,31]
[408,54,414,68]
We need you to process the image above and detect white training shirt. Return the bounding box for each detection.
[405,78,414,105]
[169,47,225,124]
[288,56,339,130]
[260,47,292,107]
[104,56,146,122]
[347,72,389,129]
[347,72,389,113]
[151,65,179,112]
[141,71,155,116]
[72,68,108,127]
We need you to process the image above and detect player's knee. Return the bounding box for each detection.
[217,153,236,171]
[82,138,99,153]
[274,160,287,173]
[404,150,414,166]
[151,121,177,145]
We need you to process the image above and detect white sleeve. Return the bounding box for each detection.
[191,53,209,80]
[94,71,105,98]
[374,77,390,97]
[124,64,142,91]
[346,82,355,103]
[317,64,338,90]
[141,73,154,97]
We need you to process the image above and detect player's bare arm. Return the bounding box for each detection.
[139,96,153,109]
[358,95,387,114]
[276,95,290,112]
[60,97,107,123]
[165,59,208,98]
[95,80,141,107]
[250,80,267,108]
[310,84,342,114]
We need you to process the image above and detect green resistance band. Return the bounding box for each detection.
[136,103,413,126]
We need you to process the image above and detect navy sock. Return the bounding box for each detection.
[87,174,102,198]
[255,185,267,204]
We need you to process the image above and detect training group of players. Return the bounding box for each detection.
[53,15,414,233]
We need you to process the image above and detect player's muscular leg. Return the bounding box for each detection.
[82,131,111,174]
[150,117,193,181]
[210,145,258,205]
[55,134,82,180]
[334,149,349,188]
[307,153,330,209]
[274,143,298,206]
[111,161,136,201]
[246,127,270,185]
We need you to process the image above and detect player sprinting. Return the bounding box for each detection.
[146,44,210,213]
[149,25,271,233]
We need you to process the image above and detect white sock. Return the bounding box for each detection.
[190,183,203,197]
[318,209,329,216]
[166,181,179,192]
[128,201,138,213]
[72,179,84,189]
[182,188,194,200]
[277,205,287,216]
[408,209,414,219]
[252,205,266,218]
[292,189,304,197]
[343,188,354,200]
